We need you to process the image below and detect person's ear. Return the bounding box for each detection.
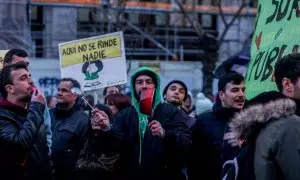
[218,91,225,102]
[282,78,294,93]
[5,85,14,95]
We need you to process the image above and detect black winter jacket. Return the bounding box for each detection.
[0,98,52,180]
[74,128,119,180]
[108,103,191,180]
[50,105,89,180]
[188,102,240,180]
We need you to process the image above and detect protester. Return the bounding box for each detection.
[2,48,52,159]
[50,78,89,180]
[104,93,132,117]
[3,48,29,67]
[103,85,121,97]
[163,80,195,128]
[0,63,52,179]
[189,73,246,180]
[94,67,191,180]
[230,53,300,180]
[75,104,119,180]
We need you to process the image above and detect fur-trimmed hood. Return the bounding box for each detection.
[230,98,296,141]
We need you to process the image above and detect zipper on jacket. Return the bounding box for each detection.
[220,124,227,161]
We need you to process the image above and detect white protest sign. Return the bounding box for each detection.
[59,31,127,91]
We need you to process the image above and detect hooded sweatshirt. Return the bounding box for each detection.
[130,67,162,163]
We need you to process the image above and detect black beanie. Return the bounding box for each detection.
[163,80,188,101]
[132,70,158,88]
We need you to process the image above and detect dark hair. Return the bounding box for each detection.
[218,73,245,92]
[274,53,300,92]
[94,104,113,121]
[246,91,285,108]
[46,96,54,104]
[103,85,121,96]
[84,94,94,107]
[0,62,28,98]
[4,49,28,65]
[59,78,81,89]
[104,93,132,113]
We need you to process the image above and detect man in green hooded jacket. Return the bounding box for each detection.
[94,67,191,180]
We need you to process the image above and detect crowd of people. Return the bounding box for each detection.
[1,48,300,180]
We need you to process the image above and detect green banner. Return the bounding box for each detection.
[246,0,300,99]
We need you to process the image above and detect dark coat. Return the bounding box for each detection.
[50,105,89,180]
[230,96,300,180]
[74,128,119,180]
[0,98,52,180]
[108,103,191,180]
[188,102,240,180]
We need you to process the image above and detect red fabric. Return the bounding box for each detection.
[0,98,27,114]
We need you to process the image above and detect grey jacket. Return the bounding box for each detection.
[230,98,300,180]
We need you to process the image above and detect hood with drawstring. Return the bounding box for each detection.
[130,67,162,163]
[187,91,193,106]
[108,67,191,180]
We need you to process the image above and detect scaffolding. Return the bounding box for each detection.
[0,0,256,61]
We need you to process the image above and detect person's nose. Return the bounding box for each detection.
[57,90,63,96]
[238,90,245,97]
[174,89,179,95]
[141,82,150,89]
[28,77,34,86]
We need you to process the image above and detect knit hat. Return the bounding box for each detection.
[163,80,188,101]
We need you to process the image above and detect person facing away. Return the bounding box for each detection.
[188,73,246,180]
[163,80,196,128]
[230,53,300,180]
[93,67,191,180]
[50,78,89,180]
[0,62,52,179]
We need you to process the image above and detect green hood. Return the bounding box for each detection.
[130,67,162,164]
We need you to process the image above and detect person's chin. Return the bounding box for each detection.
[56,100,65,105]
[234,104,244,110]
[170,100,181,107]
[20,95,31,103]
